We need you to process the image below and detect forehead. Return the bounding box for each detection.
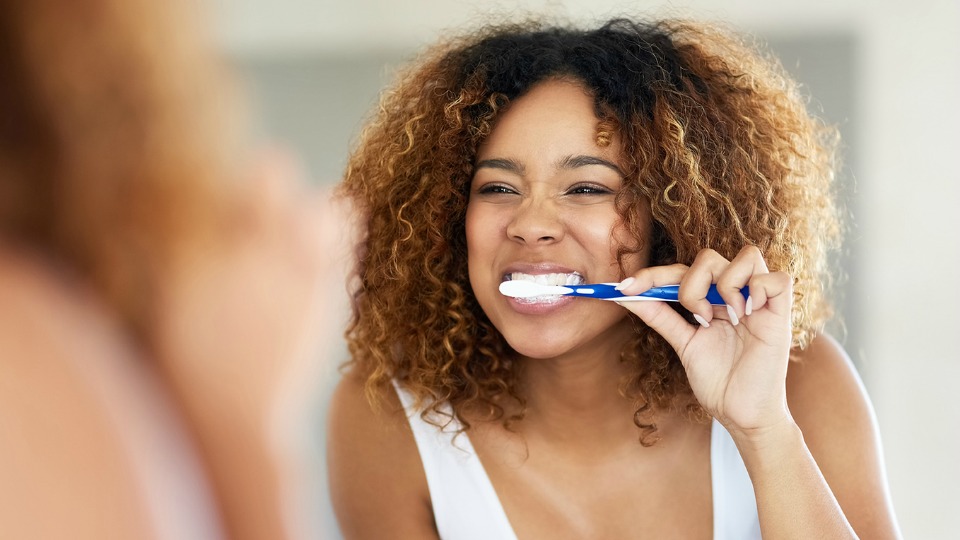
[477,79,623,162]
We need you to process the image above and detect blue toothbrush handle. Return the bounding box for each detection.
[566,283,749,305]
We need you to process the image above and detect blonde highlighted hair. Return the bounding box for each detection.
[341,18,842,440]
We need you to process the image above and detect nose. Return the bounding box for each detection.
[505,198,564,245]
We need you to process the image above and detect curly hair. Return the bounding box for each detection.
[340,17,842,440]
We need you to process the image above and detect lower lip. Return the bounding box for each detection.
[505,294,576,315]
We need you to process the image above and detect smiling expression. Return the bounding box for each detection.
[466,79,651,361]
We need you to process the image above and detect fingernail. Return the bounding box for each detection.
[726,305,740,326]
[615,277,635,291]
[745,296,753,316]
[693,313,710,328]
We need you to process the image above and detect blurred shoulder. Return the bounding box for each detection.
[0,244,221,539]
[0,245,131,367]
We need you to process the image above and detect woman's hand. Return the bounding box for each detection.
[616,246,794,437]
[154,150,351,425]
[150,149,354,540]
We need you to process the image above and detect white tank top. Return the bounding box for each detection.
[394,382,761,540]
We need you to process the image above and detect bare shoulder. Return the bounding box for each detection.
[786,333,872,433]
[326,373,438,539]
[0,247,219,539]
[786,333,901,537]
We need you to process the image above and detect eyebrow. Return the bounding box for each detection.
[557,154,624,176]
[473,155,623,177]
[474,158,525,175]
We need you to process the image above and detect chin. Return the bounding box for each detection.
[500,331,579,361]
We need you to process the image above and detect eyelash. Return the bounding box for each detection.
[476,183,613,196]
[566,183,612,195]
[477,184,517,195]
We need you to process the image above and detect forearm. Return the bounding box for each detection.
[734,419,857,539]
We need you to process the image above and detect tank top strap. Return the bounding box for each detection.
[710,419,762,539]
[393,381,518,540]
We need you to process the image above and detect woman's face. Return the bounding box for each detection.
[466,79,651,361]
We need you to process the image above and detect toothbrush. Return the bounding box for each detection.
[498,281,748,306]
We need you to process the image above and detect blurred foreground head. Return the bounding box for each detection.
[0,0,243,343]
[1,2,347,538]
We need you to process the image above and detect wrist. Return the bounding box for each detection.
[728,414,804,467]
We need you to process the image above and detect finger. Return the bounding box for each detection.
[614,263,703,350]
[615,299,698,355]
[679,249,729,325]
[615,263,688,295]
[308,190,357,290]
[744,271,793,318]
[248,147,304,208]
[225,146,306,246]
[716,245,768,322]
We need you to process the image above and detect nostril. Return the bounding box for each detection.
[506,203,564,244]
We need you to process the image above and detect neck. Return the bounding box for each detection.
[516,319,642,443]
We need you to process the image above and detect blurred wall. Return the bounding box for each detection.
[213,1,960,538]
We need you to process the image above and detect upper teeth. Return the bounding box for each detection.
[507,272,583,286]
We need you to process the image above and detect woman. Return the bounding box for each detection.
[328,18,900,539]
[0,0,344,538]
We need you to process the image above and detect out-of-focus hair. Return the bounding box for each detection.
[341,18,841,441]
[0,0,243,345]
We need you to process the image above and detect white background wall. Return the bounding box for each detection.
[212,1,960,538]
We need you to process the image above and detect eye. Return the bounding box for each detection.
[475,183,519,196]
[566,183,614,196]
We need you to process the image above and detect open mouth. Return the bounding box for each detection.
[502,272,583,304]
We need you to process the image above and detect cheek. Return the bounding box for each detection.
[464,204,483,259]
[465,204,497,283]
